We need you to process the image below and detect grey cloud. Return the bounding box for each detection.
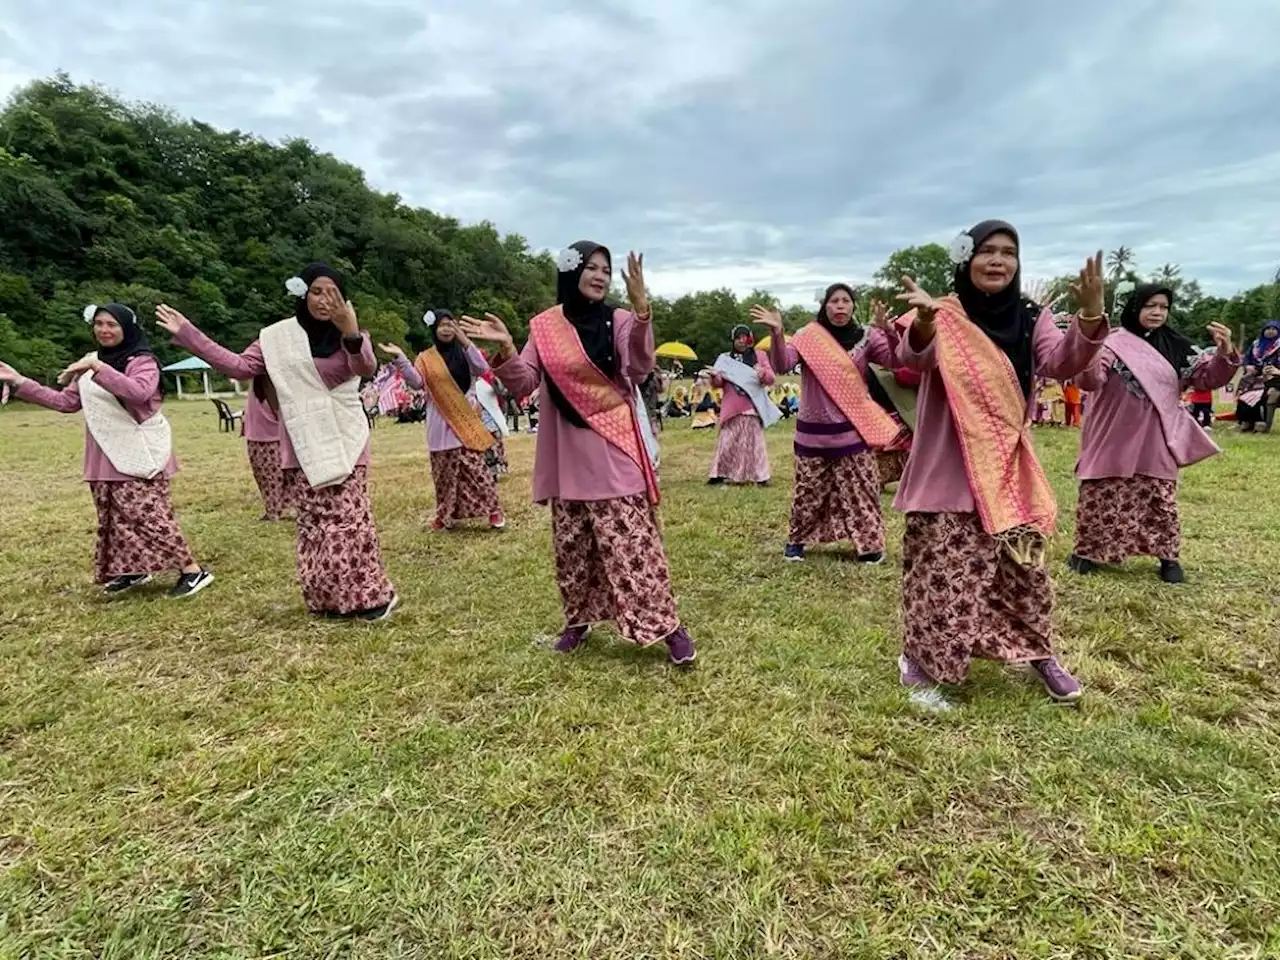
[2,0,1279,300]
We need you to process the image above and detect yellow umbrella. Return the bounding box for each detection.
[656,341,697,361]
[755,334,791,352]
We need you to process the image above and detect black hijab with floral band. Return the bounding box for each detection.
[730,323,758,368]
[953,220,1039,397]
[89,303,156,375]
[548,240,619,427]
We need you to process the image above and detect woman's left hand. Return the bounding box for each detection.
[870,299,892,331]
[624,251,648,318]
[320,288,359,336]
[57,353,100,385]
[1207,322,1234,356]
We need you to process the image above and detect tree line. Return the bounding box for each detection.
[2,75,1278,385]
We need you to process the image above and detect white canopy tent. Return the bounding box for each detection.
[161,355,213,398]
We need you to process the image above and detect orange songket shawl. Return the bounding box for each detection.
[414,348,494,453]
[529,305,660,504]
[928,295,1057,562]
[791,323,908,450]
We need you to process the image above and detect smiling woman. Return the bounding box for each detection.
[0,303,212,598]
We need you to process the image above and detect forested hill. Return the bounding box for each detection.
[0,75,559,379]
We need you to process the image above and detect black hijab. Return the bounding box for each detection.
[1120,283,1192,375]
[817,283,864,351]
[953,220,1039,397]
[292,261,347,358]
[730,323,757,367]
[423,309,472,392]
[547,240,619,428]
[91,303,157,376]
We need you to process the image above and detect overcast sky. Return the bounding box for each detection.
[3,0,1278,304]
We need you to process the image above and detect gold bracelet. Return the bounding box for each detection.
[1078,312,1106,324]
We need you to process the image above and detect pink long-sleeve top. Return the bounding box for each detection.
[14,355,180,482]
[392,346,490,453]
[710,351,777,424]
[893,310,1107,514]
[241,388,281,443]
[769,326,900,458]
[172,321,376,470]
[493,308,653,503]
[1074,344,1239,482]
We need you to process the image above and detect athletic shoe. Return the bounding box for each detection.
[104,574,152,595]
[1030,658,1083,703]
[1067,553,1099,575]
[356,593,400,622]
[784,543,805,562]
[169,570,213,599]
[489,512,506,530]
[858,551,886,565]
[707,477,726,486]
[898,655,952,712]
[554,624,591,653]
[665,627,697,666]
[1159,559,1185,584]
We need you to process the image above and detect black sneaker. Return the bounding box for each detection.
[1158,560,1185,584]
[104,573,152,595]
[1067,553,1099,575]
[857,551,886,565]
[707,477,726,486]
[170,570,214,599]
[357,593,400,622]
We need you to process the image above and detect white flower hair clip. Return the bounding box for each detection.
[948,232,975,266]
[423,310,437,327]
[285,276,309,297]
[82,304,98,324]
[556,247,584,273]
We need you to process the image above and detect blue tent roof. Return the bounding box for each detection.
[161,356,212,372]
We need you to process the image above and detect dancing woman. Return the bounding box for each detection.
[380,309,505,531]
[706,324,777,486]
[157,262,398,620]
[754,290,905,563]
[461,241,697,666]
[0,303,212,597]
[1068,284,1239,583]
[893,221,1108,709]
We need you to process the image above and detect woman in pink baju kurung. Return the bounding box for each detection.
[759,286,902,563]
[157,263,398,621]
[242,386,296,521]
[1068,284,1240,583]
[0,303,211,598]
[463,241,697,666]
[893,221,1109,710]
[707,325,775,486]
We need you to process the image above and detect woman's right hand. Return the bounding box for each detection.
[749,305,783,335]
[0,360,24,385]
[378,343,405,359]
[459,313,514,349]
[155,304,190,336]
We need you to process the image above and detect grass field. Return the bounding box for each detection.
[1,400,1278,959]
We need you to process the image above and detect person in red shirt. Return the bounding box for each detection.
[1188,385,1214,428]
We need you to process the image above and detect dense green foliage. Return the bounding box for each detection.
[2,75,1278,382]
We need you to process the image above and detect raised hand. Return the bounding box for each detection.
[0,360,24,385]
[1207,322,1234,356]
[870,299,892,331]
[1070,251,1106,320]
[897,276,942,325]
[378,343,405,359]
[749,304,783,335]
[320,288,358,336]
[460,313,513,348]
[624,252,648,318]
[155,303,190,336]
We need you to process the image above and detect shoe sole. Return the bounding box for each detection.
[669,652,697,667]
[859,556,886,565]
[784,554,805,563]
[104,574,153,595]
[171,573,213,599]
[366,594,401,622]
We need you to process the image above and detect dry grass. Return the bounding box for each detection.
[1,400,1278,959]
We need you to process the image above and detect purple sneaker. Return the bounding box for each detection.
[665,627,697,666]
[899,655,953,712]
[1031,658,1082,703]
[554,624,591,653]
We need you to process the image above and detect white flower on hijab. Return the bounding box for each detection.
[423,310,436,327]
[948,232,975,266]
[556,247,584,273]
[82,304,98,323]
[285,276,309,297]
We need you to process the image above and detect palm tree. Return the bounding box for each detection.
[1107,246,1135,279]
[1154,263,1182,285]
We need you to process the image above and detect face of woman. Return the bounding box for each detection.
[969,232,1019,294]
[93,312,124,347]
[825,290,854,326]
[733,334,751,352]
[1264,325,1280,340]
[435,317,457,343]
[578,251,611,302]
[306,276,340,321]
[1138,293,1171,330]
